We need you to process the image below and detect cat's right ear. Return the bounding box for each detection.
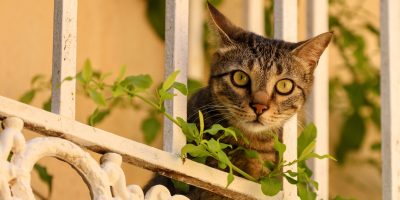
[207,2,244,45]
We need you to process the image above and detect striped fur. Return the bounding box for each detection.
[146,3,332,199]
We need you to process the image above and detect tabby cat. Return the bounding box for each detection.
[146,3,332,199]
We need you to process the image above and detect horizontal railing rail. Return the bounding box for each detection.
[1,0,399,199]
[0,95,281,200]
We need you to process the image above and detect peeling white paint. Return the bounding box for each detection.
[0,117,188,200]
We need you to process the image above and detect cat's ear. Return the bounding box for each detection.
[207,2,245,45]
[292,32,333,69]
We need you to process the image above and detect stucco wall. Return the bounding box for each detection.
[0,0,380,199]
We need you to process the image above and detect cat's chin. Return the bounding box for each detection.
[240,121,276,135]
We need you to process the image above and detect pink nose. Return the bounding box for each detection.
[251,103,268,115]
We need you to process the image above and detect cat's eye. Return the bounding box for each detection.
[275,79,294,95]
[231,71,250,87]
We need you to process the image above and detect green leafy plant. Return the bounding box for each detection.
[67,65,334,199]
[19,60,334,199]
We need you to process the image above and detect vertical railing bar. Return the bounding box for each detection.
[244,0,264,36]
[51,0,78,118]
[306,0,329,199]
[274,0,298,198]
[189,0,204,81]
[381,0,400,199]
[164,0,189,154]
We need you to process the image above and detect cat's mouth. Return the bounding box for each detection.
[251,118,265,125]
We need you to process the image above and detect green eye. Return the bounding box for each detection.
[275,79,294,95]
[231,71,250,87]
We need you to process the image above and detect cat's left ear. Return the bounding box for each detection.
[207,2,246,45]
[292,32,333,70]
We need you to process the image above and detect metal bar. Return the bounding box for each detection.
[164,0,189,154]
[51,0,77,118]
[381,0,400,199]
[244,0,265,35]
[306,0,329,199]
[0,95,281,200]
[274,0,298,198]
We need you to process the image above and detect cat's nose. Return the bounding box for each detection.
[251,103,268,115]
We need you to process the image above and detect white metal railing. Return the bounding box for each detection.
[164,0,188,155]
[306,0,329,199]
[380,0,400,200]
[51,0,77,118]
[0,0,399,200]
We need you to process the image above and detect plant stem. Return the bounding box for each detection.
[231,164,257,182]
[134,93,181,127]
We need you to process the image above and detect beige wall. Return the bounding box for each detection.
[0,0,380,199]
[0,0,165,199]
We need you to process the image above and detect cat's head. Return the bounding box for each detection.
[207,3,332,135]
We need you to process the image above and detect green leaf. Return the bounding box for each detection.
[162,71,180,91]
[264,160,276,171]
[208,0,224,6]
[370,142,381,151]
[227,169,234,187]
[222,127,238,140]
[297,182,316,200]
[335,112,365,163]
[31,74,45,85]
[206,138,220,153]
[42,98,52,111]
[99,72,112,81]
[178,118,199,142]
[244,149,258,159]
[219,143,232,150]
[287,170,298,177]
[173,82,188,95]
[158,88,175,103]
[298,124,317,157]
[62,76,74,82]
[218,161,227,169]
[19,90,36,104]
[7,152,13,161]
[273,135,286,162]
[181,144,210,158]
[187,79,203,96]
[332,195,357,200]
[121,75,153,91]
[88,108,110,126]
[365,23,379,36]
[116,66,126,82]
[82,59,93,83]
[34,164,53,193]
[304,152,337,162]
[203,124,238,140]
[88,89,106,106]
[203,124,225,135]
[192,156,207,164]
[260,176,282,196]
[298,140,316,161]
[111,84,125,98]
[310,179,319,190]
[141,117,161,144]
[216,150,231,165]
[199,110,204,137]
[146,0,165,40]
[171,179,190,193]
[284,174,298,184]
